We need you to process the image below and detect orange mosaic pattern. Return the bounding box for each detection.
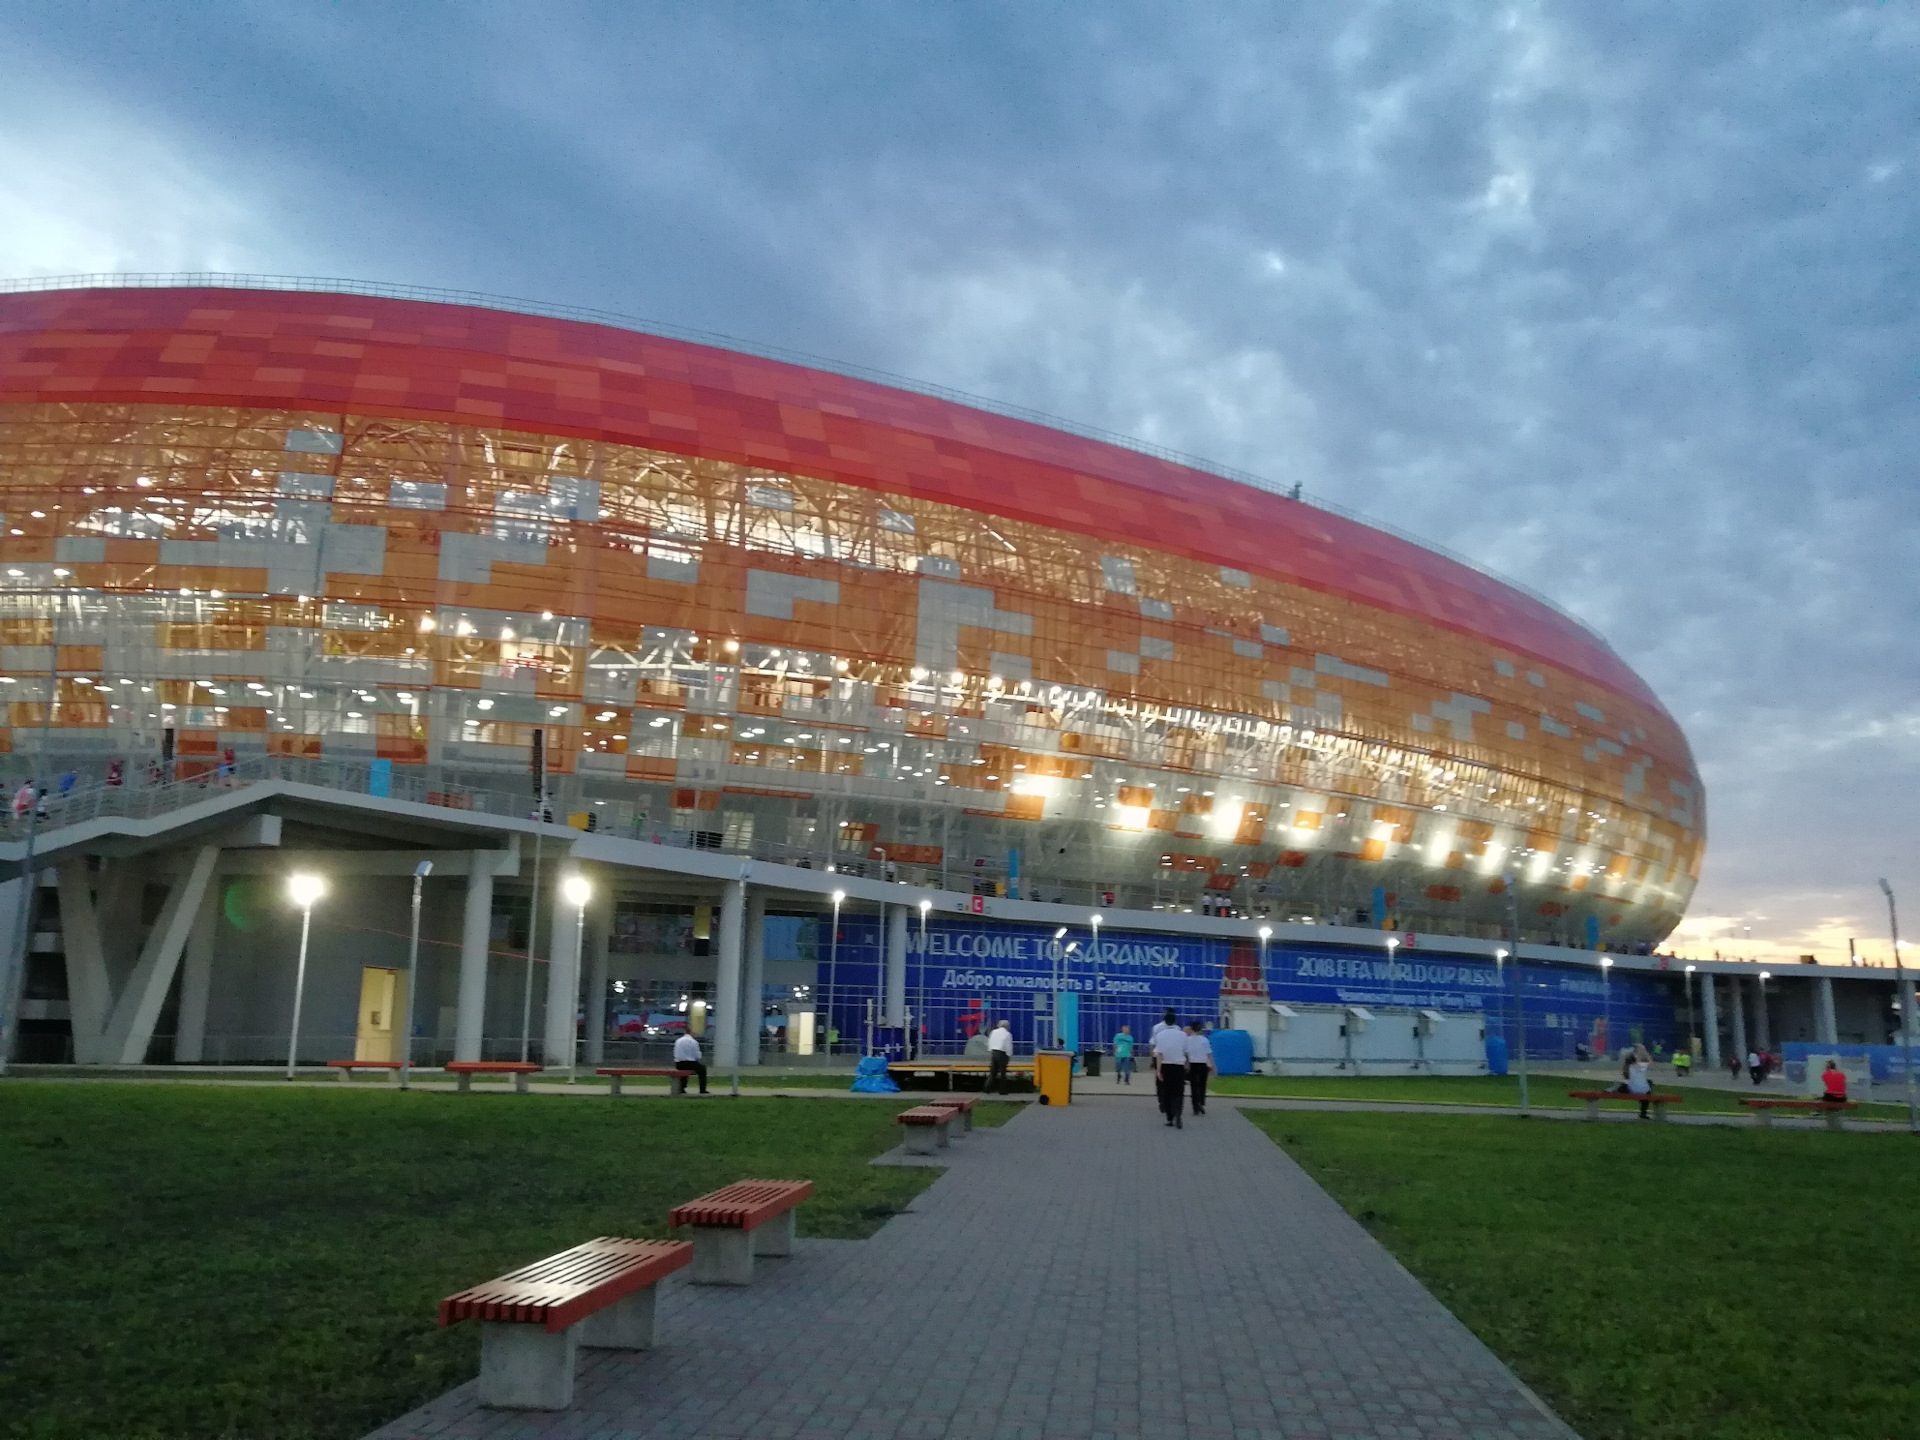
[0,397,1702,941]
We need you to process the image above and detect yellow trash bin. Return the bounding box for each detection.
[1034,1049,1074,1106]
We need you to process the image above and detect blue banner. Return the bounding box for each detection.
[809,916,1678,1061]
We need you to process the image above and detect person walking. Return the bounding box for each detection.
[1148,1007,1179,1115]
[1113,1024,1135,1085]
[986,1018,1013,1093]
[672,1028,710,1095]
[1151,1020,1188,1128]
[1747,1049,1764,1086]
[1183,1022,1213,1116]
[1625,1046,1653,1119]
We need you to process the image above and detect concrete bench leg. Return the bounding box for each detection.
[608,1074,624,1097]
[954,1107,973,1133]
[1583,1099,1599,1121]
[752,1208,796,1258]
[1754,1109,1773,1128]
[903,1124,940,1155]
[934,1118,951,1148]
[689,1226,753,1285]
[478,1321,578,1410]
[512,1072,530,1095]
[456,1072,473,1094]
[578,1284,658,1350]
[1652,1103,1669,1123]
[1824,1109,1845,1132]
[385,1066,402,1085]
[670,1073,687,1097]
[335,1067,353,1083]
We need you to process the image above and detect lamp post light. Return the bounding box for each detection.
[1089,913,1103,1043]
[916,898,931,1060]
[826,889,845,1058]
[1258,925,1273,997]
[1600,956,1615,1059]
[284,873,326,1081]
[1874,879,1915,1134]
[401,860,432,1089]
[562,874,591,1082]
[1500,871,1530,1116]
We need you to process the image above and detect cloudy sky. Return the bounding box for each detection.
[3,2,1915,961]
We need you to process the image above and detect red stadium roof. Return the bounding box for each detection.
[0,283,1660,710]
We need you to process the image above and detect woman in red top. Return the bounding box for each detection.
[1820,1060,1849,1103]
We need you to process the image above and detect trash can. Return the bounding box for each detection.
[1081,1048,1103,1078]
[1033,1049,1074,1105]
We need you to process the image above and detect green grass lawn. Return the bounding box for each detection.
[1211,1071,1916,1120]
[1243,1110,1920,1440]
[1,1085,1013,1440]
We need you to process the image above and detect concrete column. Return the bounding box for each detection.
[543,874,587,1069]
[1900,976,1918,1046]
[1814,976,1839,1046]
[455,859,493,1063]
[1700,974,1721,1070]
[739,889,767,1066]
[711,879,746,1070]
[172,878,222,1063]
[884,904,908,1027]
[56,862,111,1063]
[1753,978,1772,1052]
[1729,977,1748,1061]
[583,891,612,1067]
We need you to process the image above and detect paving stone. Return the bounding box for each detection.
[367,1097,1577,1440]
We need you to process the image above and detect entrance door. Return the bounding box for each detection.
[355,967,399,1062]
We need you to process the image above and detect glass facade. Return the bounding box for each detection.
[0,286,1704,945]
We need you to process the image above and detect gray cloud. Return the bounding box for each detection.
[2,0,1915,956]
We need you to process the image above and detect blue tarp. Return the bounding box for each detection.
[850,1055,900,1093]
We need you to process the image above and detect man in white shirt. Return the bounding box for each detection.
[1150,1020,1189,1128]
[986,1019,1013,1093]
[673,1029,709,1095]
[1183,1023,1214,1116]
[1147,1008,1179,1115]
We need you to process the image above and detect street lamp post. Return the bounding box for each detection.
[1601,956,1615,1058]
[826,889,844,1058]
[562,874,591,1082]
[1683,964,1697,1059]
[1052,926,1069,1049]
[1501,872,1530,1116]
[284,873,326,1081]
[400,860,432,1089]
[1876,879,1917,1134]
[916,898,931,1060]
[1758,970,1771,1056]
[1089,913,1103,1050]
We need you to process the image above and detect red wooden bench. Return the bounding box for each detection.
[1567,1089,1683,1122]
[439,1236,691,1410]
[445,1060,543,1094]
[668,1179,814,1285]
[1740,1097,1859,1131]
[926,1094,978,1133]
[896,1104,956,1154]
[596,1066,692,1097]
[325,1059,404,1084]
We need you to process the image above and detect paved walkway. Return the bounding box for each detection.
[368,1094,1574,1440]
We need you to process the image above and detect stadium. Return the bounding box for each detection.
[0,277,1743,1073]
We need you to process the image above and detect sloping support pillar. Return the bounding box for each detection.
[884,905,908,1028]
[1814,977,1838,1047]
[1700,975,1721,1070]
[101,846,220,1065]
[711,879,746,1071]
[583,889,612,1068]
[543,871,587,1070]
[738,889,767,1066]
[172,878,223,1063]
[57,862,113,1064]
[455,855,497,1064]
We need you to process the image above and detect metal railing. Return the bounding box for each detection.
[0,270,1614,651]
